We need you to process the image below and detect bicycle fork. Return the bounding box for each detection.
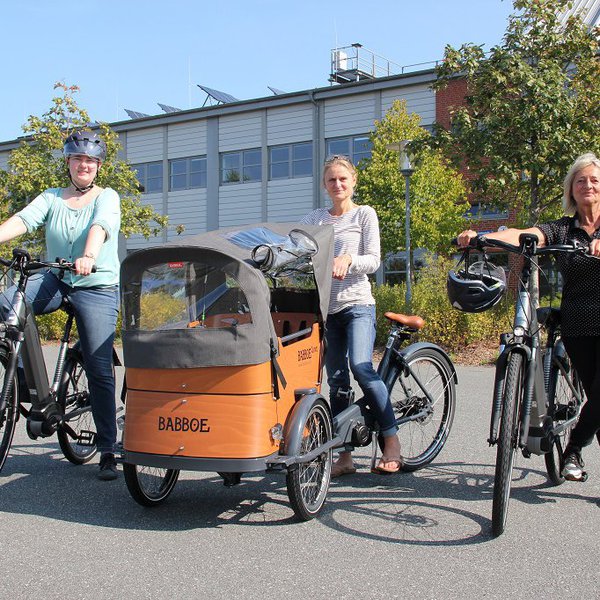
[489,342,549,453]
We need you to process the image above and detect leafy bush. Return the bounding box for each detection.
[36,310,69,341]
[36,309,123,342]
[372,253,512,353]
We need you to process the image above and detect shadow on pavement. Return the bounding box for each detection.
[1,443,597,545]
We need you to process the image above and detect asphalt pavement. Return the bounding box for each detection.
[0,350,598,599]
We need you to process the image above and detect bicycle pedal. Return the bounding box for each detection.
[76,430,96,446]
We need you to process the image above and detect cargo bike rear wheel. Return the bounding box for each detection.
[123,463,180,506]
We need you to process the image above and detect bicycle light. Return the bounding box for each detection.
[513,325,526,337]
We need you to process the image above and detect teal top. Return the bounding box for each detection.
[16,187,121,288]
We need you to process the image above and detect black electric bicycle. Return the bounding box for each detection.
[0,248,109,472]
[331,310,458,473]
[459,234,588,537]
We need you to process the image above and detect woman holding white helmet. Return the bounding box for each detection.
[0,130,121,480]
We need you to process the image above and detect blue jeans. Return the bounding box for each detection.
[325,305,398,436]
[2,272,119,454]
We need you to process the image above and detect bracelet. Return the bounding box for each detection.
[83,252,96,260]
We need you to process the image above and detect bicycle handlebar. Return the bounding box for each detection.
[453,235,592,258]
[0,251,97,273]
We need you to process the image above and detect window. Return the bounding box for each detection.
[269,142,313,180]
[132,162,163,194]
[465,202,509,220]
[326,135,373,165]
[169,156,207,191]
[123,260,252,331]
[221,149,262,184]
[383,249,429,285]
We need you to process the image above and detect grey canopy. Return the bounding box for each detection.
[120,223,334,369]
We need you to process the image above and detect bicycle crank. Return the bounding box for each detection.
[26,403,63,439]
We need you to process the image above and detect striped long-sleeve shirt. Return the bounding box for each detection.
[301,205,380,314]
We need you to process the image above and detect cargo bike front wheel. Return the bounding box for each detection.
[286,399,333,521]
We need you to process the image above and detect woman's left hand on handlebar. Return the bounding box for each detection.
[457,229,478,248]
[589,239,600,257]
[74,256,96,276]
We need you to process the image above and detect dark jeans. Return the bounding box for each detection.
[1,272,119,454]
[325,305,398,436]
[562,336,600,450]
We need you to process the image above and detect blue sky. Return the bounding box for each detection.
[1,0,515,141]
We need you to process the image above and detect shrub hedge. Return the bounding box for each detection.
[372,253,512,353]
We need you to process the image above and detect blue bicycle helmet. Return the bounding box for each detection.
[63,130,106,162]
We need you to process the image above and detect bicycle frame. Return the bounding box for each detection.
[0,260,76,438]
[332,323,457,450]
[487,234,584,455]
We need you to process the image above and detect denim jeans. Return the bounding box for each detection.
[1,272,119,454]
[325,304,398,436]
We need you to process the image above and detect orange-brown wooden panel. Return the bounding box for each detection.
[127,362,273,394]
[124,390,279,458]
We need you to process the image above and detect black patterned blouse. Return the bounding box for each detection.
[538,215,600,337]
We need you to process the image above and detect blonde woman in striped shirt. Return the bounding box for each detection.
[302,156,401,477]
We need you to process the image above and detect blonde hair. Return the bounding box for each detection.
[322,155,357,185]
[562,152,600,215]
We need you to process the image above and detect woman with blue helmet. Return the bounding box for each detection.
[0,129,121,480]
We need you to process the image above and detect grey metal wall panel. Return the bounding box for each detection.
[267,104,313,145]
[166,189,207,239]
[324,93,377,137]
[381,84,435,125]
[219,112,262,151]
[0,150,9,171]
[167,121,207,158]
[218,183,262,226]
[124,192,164,249]
[267,178,314,222]
[126,128,164,162]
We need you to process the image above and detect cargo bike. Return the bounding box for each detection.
[119,223,457,520]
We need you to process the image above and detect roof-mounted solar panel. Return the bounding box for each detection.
[268,86,286,95]
[125,109,151,119]
[158,103,182,113]
[197,85,239,105]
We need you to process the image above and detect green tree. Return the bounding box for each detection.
[432,0,600,226]
[0,82,169,254]
[356,100,469,257]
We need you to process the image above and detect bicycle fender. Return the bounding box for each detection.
[396,342,458,384]
[500,343,531,362]
[280,393,330,457]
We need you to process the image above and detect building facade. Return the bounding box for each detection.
[0,67,443,272]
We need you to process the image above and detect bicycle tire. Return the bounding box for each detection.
[381,348,456,471]
[544,355,584,485]
[123,462,180,506]
[286,399,333,521]
[57,351,98,465]
[0,346,18,473]
[492,352,523,537]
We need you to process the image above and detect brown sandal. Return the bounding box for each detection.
[371,456,402,475]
